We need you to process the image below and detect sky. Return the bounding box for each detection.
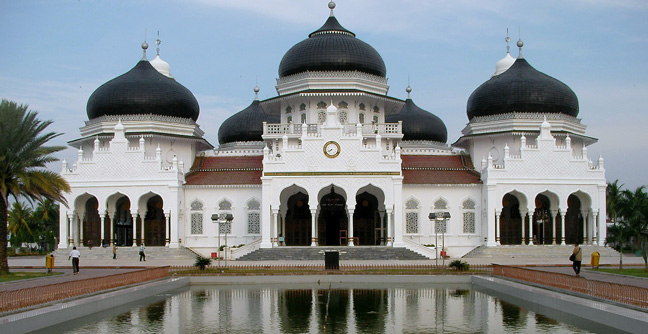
[1,0,647,189]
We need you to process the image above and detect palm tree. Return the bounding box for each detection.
[0,99,70,274]
[32,198,60,251]
[606,220,630,270]
[8,202,34,246]
[606,180,624,224]
[618,187,648,269]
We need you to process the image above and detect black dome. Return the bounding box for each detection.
[87,60,200,121]
[466,58,578,120]
[218,100,280,144]
[278,16,386,78]
[386,99,447,143]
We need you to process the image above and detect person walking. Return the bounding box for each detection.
[113,244,117,259]
[571,243,582,276]
[68,246,81,275]
[139,243,146,261]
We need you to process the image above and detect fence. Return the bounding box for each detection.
[0,267,169,313]
[169,263,493,275]
[493,265,648,309]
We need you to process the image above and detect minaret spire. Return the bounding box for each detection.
[329,1,336,16]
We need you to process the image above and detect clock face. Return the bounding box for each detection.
[323,141,340,158]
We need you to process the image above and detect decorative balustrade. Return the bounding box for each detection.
[493,265,648,309]
[263,122,401,137]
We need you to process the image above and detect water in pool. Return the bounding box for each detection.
[34,282,620,333]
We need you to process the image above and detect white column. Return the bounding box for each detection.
[109,212,114,245]
[560,212,567,245]
[520,209,528,245]
[281,212,287,243]
[393,177,404,247]
[79,213,84,246]
[310,209,318,246]
[348,209,355,246]
[486,186,497,247]
[70,212,77,247]
[66,212,74,248]
[58,208,69,249]
[379,211,385,245]
[552,210,559,245]
[593,211,599,245]
[495,210,501,246]
[139,210,145,246]
[165,210,171,246]
[100,214,106,246]
[528,211,535,246]
[582,209,589,244]
[131,210,138,247]
[272,209,279,247]
[386,208,394,246]
[260,179,273,248]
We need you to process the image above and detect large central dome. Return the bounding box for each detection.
[278,3,386,78]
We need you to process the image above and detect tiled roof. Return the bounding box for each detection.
[401,155,482,185]
[185,156,263,185]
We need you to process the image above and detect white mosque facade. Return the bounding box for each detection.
[57,3,607,258]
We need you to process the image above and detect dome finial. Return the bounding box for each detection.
[155,31,161,56]
[329,1,336,16]
[254,85,260,100]
[517,27,524,58]
[505,28,511,54]
[406,83,412,99]
[141,40,149,60]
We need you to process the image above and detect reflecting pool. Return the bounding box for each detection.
[35,282,619,333]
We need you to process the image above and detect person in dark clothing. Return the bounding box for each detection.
[571,243,582,276]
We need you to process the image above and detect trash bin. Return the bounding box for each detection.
[211,252,218,259]
[325,251,339,270]
[590,251,600,269]
[46,254,55,273]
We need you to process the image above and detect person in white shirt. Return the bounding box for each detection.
[139,244,146,261]
[68,246,81,274]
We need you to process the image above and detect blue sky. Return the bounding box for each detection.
[1,0,647,189]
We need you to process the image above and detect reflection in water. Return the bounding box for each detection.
[37,283,607,334]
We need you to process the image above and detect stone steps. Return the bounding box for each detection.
[52,246,197,260]
[462,244,619,258]
[237,246,429,261]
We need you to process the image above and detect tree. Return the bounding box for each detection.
[8,202,35,246]
[32,198,60,251]
[606,220,631,270]
[607,179,624,225]
[617,187,648,270]
[0,99,70,275]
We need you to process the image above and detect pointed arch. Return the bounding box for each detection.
[405,196,420,234]
[246,197,261,235]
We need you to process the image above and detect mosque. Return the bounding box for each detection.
[57,2,607,259]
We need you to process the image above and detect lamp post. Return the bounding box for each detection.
[429,212,450,267]
[211,213,233,267]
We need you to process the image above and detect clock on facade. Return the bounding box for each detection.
[323,141,340,158]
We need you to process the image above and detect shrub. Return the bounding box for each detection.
[194,256,212,270]
[448,260,470,271]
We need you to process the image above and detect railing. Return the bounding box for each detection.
[0,267,169,313]
[493,265,648,309]
[169,263,493,275]
[263,122,402,137]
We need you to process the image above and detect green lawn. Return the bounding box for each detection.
[592,267,648,278]
[0,271,63,282]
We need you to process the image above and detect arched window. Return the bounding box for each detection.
[338,101,348,109]
[405,198,419,234]
[373,106,380,113]
[218,200,232,234]
[301,113,307,124]
[300,103,306,111]
[434,199,448,233]
[462,199,476,233]
[318,111,326,124]
[338,111,347,124]
[286,106,292,113]
[373,115,379,124]
[317,101,327,109]
[190,200,203,235]
[247,199,261,234]
[287,115,293,124]
[359,113,365,124]
[359,103,366,111]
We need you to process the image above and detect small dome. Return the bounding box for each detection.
[386,98,447,143]
[218,98,280,145]
[150,55,173,78]
[278,11,386,78]
[467,58,579,120]
[493,52,515,76]
[87,60,199,121]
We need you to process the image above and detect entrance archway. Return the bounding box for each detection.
[82,197,101,247]
[114,197,133,246]
[565,195,583,244]
[144,195,166,246]
[532,194,553,244]
[500,194,522,244]
[354,192,380,245]
[285,192,311,246]
[318,187,347,246]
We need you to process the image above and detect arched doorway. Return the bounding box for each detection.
[565,195,583,244]
[500,194,522,244]
[114,197,133,246]
[285,192,311,246]
[144,195,166,246]
[354,192,380,245]
[318,187,347,246]
[82,197,101,247]
[532,194,553,244]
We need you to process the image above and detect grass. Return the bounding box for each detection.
[591,267,648,278]
[0,271,63,282]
